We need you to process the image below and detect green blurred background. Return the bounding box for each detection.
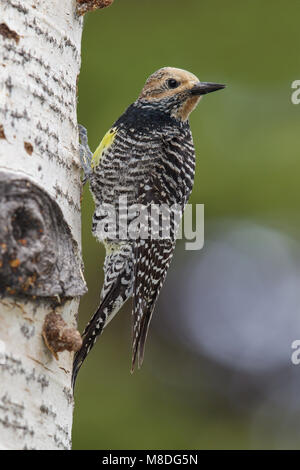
[73,0,300,449]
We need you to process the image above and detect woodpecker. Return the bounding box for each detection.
[72,67,225,388]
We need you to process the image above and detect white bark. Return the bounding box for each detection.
[0,0,85,449]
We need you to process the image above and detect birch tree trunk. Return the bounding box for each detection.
[0,0,87,450]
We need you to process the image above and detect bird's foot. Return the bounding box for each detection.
[78,124,93,184]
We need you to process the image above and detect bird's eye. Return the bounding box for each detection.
[167,78,179,89]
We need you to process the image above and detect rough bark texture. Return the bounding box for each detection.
[0,0,86,449]
[0,172,86,297]
[76,0,114,16]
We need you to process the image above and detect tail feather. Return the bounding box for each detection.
[72,277,122,390]
[131,306,154,372]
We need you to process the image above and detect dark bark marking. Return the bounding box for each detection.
[76,0,114,16]
[24,141,33,155]
[0,125,6,139]
[0,23,20,44]
[7,0,29,15]
[20,323,35,339]
[62,387,73,405]
[40,404,57,419]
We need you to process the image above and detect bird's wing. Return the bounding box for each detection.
[132,236,175,371]
[131,135,185,370]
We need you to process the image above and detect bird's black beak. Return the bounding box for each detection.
[190,82,226,96]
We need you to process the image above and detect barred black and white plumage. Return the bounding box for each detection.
[72,67,225,388]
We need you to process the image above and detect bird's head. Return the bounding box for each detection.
[138,67,225,121]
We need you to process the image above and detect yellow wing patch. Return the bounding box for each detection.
[91,127,118,170]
